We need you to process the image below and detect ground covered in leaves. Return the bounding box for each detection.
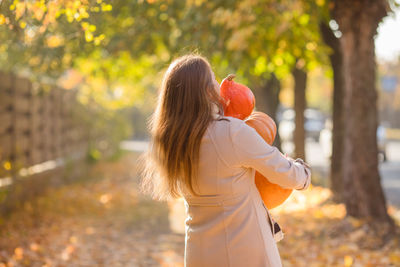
[0,152,399,267]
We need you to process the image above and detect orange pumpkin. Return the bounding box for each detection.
[220,74,255,120]
[245,111,276,144]
[244,112,293,209]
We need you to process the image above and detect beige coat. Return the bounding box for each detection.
[182,116,311,267]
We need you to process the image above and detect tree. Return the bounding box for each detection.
[252,73,283,149]
[332,0,394,224]
[183,0,330,160]
[292,59,307,159]
[319,21,345,201]
[0,0,112,78]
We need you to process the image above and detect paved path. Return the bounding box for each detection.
[120,140,150,152]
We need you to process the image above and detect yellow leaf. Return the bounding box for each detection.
[344,255,353,266]
[78,7,89,19]
[73,0,81,9]
[31,3,45,21]
[85,31,93,42]
[46,35,65,47]
[15,2,26,20]
[390,252,400,264]
[313,209,324,219]
[69,235,78,244]
[90,6,100,12]
[81,21,89,30]
[299,14,310,26]
[66,8,74,22]
[3,161,11,170]
[94,34,105,45]
[99,193,112,204]
[19,20,26,29]
[29,243,40,251]
[101,4,112,11]
[14,247,24,260]
[0,14,6,25]
[306,42,317,51]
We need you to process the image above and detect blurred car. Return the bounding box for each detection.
[377,125,388,162]
[319,123,387,162]
[278,108,326,142]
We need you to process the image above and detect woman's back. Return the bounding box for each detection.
[183,116,310,267]
[139,54,311,267]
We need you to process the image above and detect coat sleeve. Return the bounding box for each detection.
[228,119,311,190]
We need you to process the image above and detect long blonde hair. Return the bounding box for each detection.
[139,54,225,201]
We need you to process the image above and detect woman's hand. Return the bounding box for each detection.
[294,158,311,169]
[292,158,311,190]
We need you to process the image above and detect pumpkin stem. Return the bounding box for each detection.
[226,74,236,81]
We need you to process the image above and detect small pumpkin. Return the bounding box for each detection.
[245,111,276,145]
[254,172,293,209]
[220,74,255,120]
[244,112,293,209]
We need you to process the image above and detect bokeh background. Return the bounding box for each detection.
[0,0,400,266]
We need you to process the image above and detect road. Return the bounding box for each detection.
[302,140,400,207]
[120,139,400,207]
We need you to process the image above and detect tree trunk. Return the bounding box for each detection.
[292,63,307,160]
[319,22,345,201]
[253,74,282,150]
[333,0,392,223]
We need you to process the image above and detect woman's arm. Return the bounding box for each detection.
[229,119,311,190]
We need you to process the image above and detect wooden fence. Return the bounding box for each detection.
[0,71,89,214]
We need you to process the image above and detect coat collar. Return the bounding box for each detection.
[212,103,223,119]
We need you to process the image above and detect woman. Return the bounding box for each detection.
[140,54,311,267]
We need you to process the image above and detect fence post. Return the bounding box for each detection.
[0,72,14,180]
[0,73,90,215]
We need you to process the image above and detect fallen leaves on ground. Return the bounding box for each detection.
[0,152,399,267]
[271,186,400,267]
[0,153,184,267]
